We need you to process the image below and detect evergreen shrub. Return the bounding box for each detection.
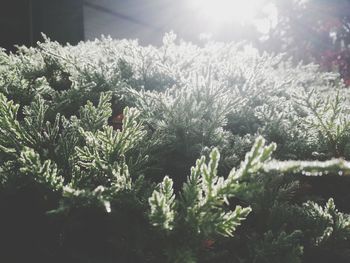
[0,33,350,262]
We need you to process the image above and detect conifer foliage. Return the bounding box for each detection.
[0,34,350,262]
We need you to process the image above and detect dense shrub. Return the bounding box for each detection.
[0,33,350,262]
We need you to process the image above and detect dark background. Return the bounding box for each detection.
[0,0,172,51]
[0,0,84,52]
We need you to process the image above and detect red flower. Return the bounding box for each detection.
[344,78,350,86]
[111,113,124,131]
[202,239,215,249]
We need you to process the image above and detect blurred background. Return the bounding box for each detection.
[1,0,350,82]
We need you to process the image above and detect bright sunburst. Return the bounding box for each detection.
[190,0,266,24]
